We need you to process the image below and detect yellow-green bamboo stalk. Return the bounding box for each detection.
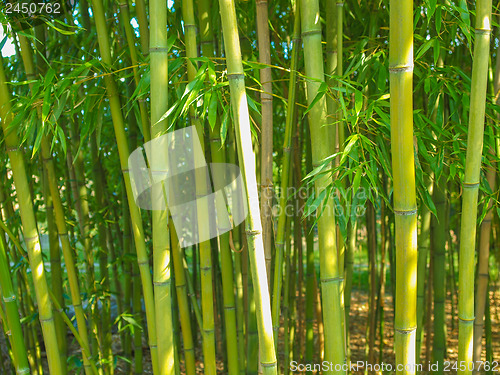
[389,0,418,373]
[89,0,159,373]
[149,0,175,373]
[135,0,149,56]
[0,222,29,375]
[117,0,150,142]
[90,138,113,375]
[472,161,495,370]
[42,158,67,369]
[300,0,345,371]
[195,0,220,372]
[0,55,63,375]
[256,0,273,284]
[16,32,95,375]
[218,0,277,372]
[458,1,492,374]
[49,291,99,375]
[271,1,300,348]
[474,38,500,371]
[170,220,196,375]
[209,123,240,375]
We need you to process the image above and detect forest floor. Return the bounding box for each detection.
[2,286,499,374]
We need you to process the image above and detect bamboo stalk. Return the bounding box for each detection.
[0,55,63,375]
[169,221,196,375]
[300,0,345,370]
[458,1,492,374]
[89,0,159,372]
[0,222,29,375]
[149,0,175,373]
[270,0,300,349]
[256,0,273,285]
[217,0,278,371]
[389,0,418,373]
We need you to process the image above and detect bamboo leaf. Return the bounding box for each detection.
[208,91,218,130]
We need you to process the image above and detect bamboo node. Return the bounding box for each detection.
[475,29,491,35]
[458,316,475,323]
[39,316,55,323]
[389,65,413,73]
[463,182,479,189]
[3,295,15,302]
[227,73,245,80]
[153,280,171,286]
[321,276,344,284]
[336,2,344,6]
[246,229,262,236]
[395,326,417,334]
[6,146,19,153]
[18,368,30,375]
[301,29,322,38]
[394,208,417,216]
[261,361,277,368]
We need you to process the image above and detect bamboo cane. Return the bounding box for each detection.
[300,0,345,370]
[89,0,159,372]
[16,31,95,375]
[256,0,273,285]
[473,33,500,371]
[0,55,63,375]
[149,0,175,373]
[458,1,492,374]
[0,222,29,375]
[217,0,278,371]
[389,0,418,373]
[270,0,300,348]
[170,221,196,375]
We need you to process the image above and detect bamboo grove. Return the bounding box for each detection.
[0,0,499,374]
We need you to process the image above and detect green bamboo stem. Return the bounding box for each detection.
[256,0,273,284]
[0,55,63,375]
[90,138,113,375]
[134,0,149,56]
[416,180,431,362]
[182,257,203,331]
[432,176,446,374]
[389,0,418,373]
[270,0,300,348]
[169,221,196,375]
[16,32,95,375]
[90,0,159,372]
[458,1,492,374]
[0,222,29,375]
[208,123,241,375]
[49,291,99,375]
[474,34,500,371]
[217,0,278,371]
[300,0,345,370]
[195,0,221,373]
[472,162,496,370]
[282,219,292,375]
[149,0,175,373]
[41,159,67,370]
[117,0,150,142]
